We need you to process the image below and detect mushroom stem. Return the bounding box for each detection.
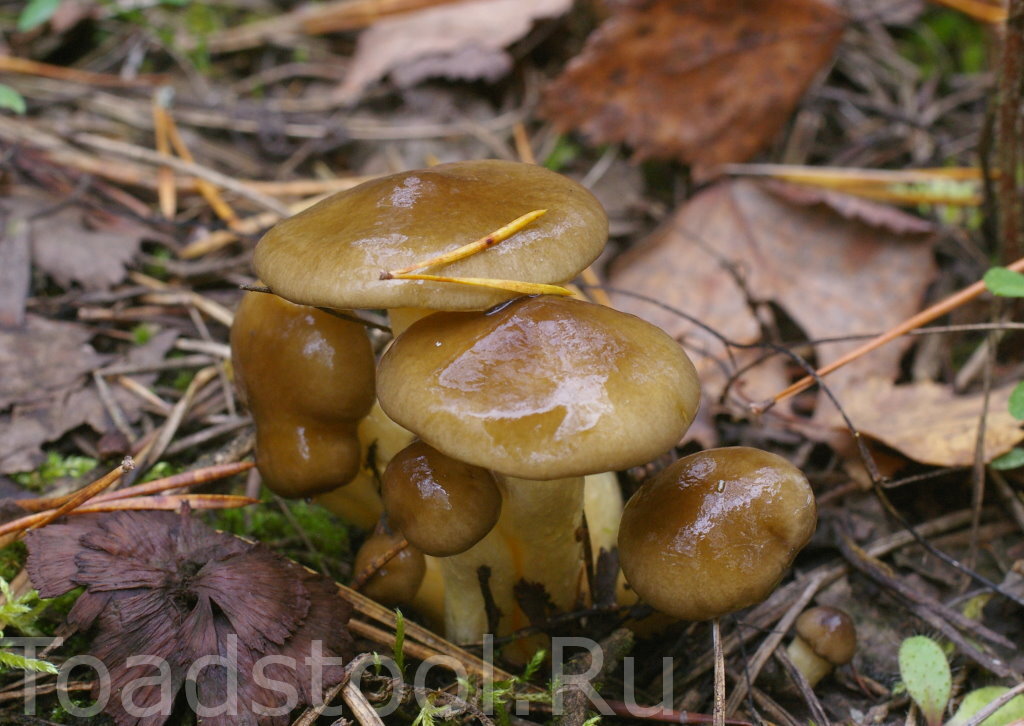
[786,636,833,688]
[387,308,435,337]
[440,476,585,650]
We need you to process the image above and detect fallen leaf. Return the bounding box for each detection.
[540,0,846,175]
[25,507,354,726]
[0,315,105,410]
[0,321,177,473]
[338,0,572,101]
[608,180,936,424]
[1,190,143,292]
[843,379,1024,467]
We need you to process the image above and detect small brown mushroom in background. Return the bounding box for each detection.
[230,291,375,498]
[383,440,502,557]
[787,606,857,687]
[353,525,427,607]
[618,446,816,621]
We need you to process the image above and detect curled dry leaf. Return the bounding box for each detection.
[608,179,936,436]
[541,0,846,175]
[25,507,354,726]
[843,378,1024,467]
[338,0,572,102]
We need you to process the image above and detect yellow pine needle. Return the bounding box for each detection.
[388,273,572,297]
[381,209,547,279]
[927,0,1007,22]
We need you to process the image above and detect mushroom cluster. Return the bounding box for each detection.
[232,159,817,648]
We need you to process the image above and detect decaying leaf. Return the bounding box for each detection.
[608,179,936,425]
[541,0,846,175]
[0,320,177,472]
[25,507,354,726]
[338,0,571,101]
[843,378,1024,467]
[1,190,143,292]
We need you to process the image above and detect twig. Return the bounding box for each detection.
[556,628,634,726]
[712,619,726,726]
[765,255,1024,408]
[351,536,410,591]
[342,679,386,726]
[725,573,826,715]
[0,56,170,87]
[0,458,134,540]
[996,0,1024,261]
[959,680,1024,726]
[772,647,830,726]
[71,133,291,215]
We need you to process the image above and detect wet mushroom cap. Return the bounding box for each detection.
[618,447,816,621]
[795,606,856,665]
[230,291,375,497]
[353,530,426,606]
[254,160,608,311]
[376,295,701,480]
[383,440,502,557]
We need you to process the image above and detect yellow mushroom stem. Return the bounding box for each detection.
[440,476,585,656]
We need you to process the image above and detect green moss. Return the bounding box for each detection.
[0,542,27,582]
[13,452,99,492]
[208,489,350,575]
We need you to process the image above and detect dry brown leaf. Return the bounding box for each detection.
[608,179,936,420]
[540,0,846,175]
[1,191,143,292]
[843,378,1024,467]
[338,0,571,102]
[0,320,177,472]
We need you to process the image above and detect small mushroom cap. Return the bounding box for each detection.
[353,531,426,606]
[229,291,375,497]
[618,447,816,621]
[383,441,502,557]
[254,160,608,311]
[795,606,856,665]
[376,295,701,479]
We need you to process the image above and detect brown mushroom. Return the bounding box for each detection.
[377,295,700,643]
[618,447,816,621]
[353,527,426,607]
[254,160,608,315]
[230,291,375,498]
[787,606,856,687]
[383,440,502,557]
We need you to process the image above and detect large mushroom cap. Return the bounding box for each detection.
[254,160,608,311]
[376,295,701,479]
[618,447,816,621]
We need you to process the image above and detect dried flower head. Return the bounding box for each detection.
[25,506,354,726]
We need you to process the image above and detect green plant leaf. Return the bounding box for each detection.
[984,267,1024,297]
[1009,381,1024,420]
[991,447,1024,470]
[0,85,26,115]
[947,686,1024,726]
[0,649,58,674]
[393,608,406,674]
[898,635,951,726]
[17,0,61,32]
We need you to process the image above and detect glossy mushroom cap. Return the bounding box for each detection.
[253,160,608,311]
[795,606,856,666]
[376,295,701,480]
[230,292,375,497]
[353,530,426,606]
[618,447,816,621]
[383,441,502,557]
